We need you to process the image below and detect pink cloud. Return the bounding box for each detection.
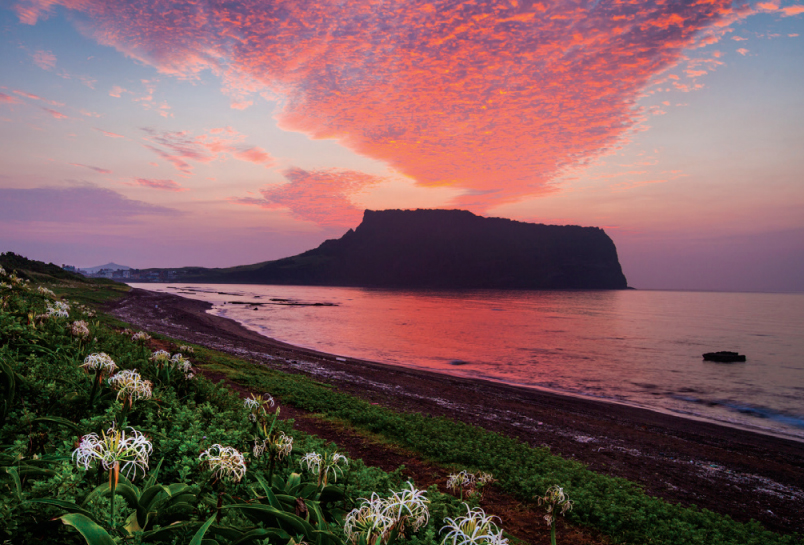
[42,107,68,119]
[737,48,749,55]
[126,177,187,191]
[69,162,112,174]
[31,49,56,70]
[0,92,22,104]
[109,85,127,98]
[232,167,385,227]
[731,36,748,41]
[13,89,64,106]
[12,0,753,211]
[230,100,253,110]
[80,109,101,117]
[142,127,274,173]
[94,127,124,138]
[781,5,804,15]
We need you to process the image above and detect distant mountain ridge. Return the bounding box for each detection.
[152,209,628,289]
[82,262,130,273]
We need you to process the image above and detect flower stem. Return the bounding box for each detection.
[550,520,556,545]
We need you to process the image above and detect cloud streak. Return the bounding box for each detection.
[142,126,275,174]
[126,177,188,191]
[69,162,112,174]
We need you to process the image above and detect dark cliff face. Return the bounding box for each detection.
[213,209,628,289]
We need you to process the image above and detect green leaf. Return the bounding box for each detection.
[33,416,83,435]
[28,498,100,523]
[144,457,164,488]
[189,514,217,545]
[58,513,116,545]
[5,467,22,501]
[223,504,315,538]
[254,473,283,509]
[231,528,291,545]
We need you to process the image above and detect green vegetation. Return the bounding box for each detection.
[2,258,801,545]
[0,264,473,545]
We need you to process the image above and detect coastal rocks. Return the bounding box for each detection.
[703,351,746,363]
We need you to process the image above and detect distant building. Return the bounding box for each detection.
[62,265,76,272]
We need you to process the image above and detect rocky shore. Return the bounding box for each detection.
[108,287,804,535]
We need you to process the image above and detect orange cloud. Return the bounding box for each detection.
[737,47,749,55]
[142,127,275,174]
[69,162,112,174]
[109,85,127,98]
[781,5,804,15]
[14,0,746,211]
[126,178,188,191]
[233,167,385,227]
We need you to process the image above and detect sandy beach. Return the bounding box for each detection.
[108,287,804,535]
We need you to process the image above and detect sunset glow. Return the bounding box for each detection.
[1,0,802,290]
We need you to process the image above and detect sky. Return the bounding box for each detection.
[1,0,802,292]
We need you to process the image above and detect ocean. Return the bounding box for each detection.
[130,284,804,441]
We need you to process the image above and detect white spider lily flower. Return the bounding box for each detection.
[0,265,5,276]
[81,353,118,375]
[132,331,151,342]
[0,281,10,290]
[538,485,573,526]
[37,286,56,298]
[108,369,153,402]
[300,451,348,485]
[382,481,430,532]
[71,320,90,338]
[447,470,475,494]
[344,494,396,545]
[46,301,70,318]
[72,426,152,481]
[178,345,194,353]
[441,505,508,545]
[244,392,275,422]
[199,444,247,483]
[254,432,294,459]
[150,350,171,364]
[477,472,495,486]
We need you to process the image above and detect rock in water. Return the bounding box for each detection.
[703,351,747,363]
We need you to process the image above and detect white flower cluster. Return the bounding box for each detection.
[109,369,153,402]
[46,301,70,318]
[345,482,430,545]
[199,444,247,483]
[0,281,10,290]
[131,331,151,342]
[299,451,348,484]
[441,505,508,545]
[447,470,495,498]
[178,345,194,353]
[253,431,294,459]
[244,393,274,422]
[538,485,573,526]
[72,426,153,481]
[36,286,56,298]
[0,265,5,276]
[149,350,194,378]
[81,353,118,375]
[71,320,90,338]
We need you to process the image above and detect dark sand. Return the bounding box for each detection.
[108,287,804,535]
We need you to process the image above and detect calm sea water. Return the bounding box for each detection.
[131,284,804,441]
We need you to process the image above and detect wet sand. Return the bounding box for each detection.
[108,287,804,534]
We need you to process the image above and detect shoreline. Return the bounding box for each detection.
[108,287,804,534]
[208,303,804,444]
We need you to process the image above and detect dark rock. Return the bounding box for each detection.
[703,351,747,363]
[164,209,629,290]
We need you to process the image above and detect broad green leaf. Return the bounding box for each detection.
[189,514,217,545]
[254,473,282,509]
[231,528,291,545]
[58,513,116,545]
[5,467,22,501]
[223,504,315,538]
[33,416,83,435]
[28,498,99,523]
